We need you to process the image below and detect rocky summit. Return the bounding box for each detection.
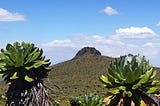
[73,47,101,59]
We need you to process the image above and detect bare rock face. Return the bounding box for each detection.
[73,47,101,59]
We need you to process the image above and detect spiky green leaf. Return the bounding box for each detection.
[139,68,153,84]
[100,75,112,87]
[10,72,18,79]
[147,87,158,94]
[24,75,34,82]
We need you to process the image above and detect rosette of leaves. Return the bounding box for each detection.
[0,42,51,106]
[100,54,160,106]
[0,42,51,82]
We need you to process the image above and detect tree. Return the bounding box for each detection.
[100,54,160,106]
[0,42,51,106]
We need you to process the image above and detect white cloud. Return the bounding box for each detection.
[156,21,160,27]
[42,28,160,66]
[42,39,75,50]
[0,8,26,22]
[103,6,118,15]
[114,27,157,39]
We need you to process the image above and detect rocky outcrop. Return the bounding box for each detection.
[73,47,101,59]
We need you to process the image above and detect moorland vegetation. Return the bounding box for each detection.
[0,42,160,106]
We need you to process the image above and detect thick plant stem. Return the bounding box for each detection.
[136,89,159,106]
[123,97,131,106]
[5,79,51,106]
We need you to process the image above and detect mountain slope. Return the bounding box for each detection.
[46,47,160,102]
[46,54,113,99]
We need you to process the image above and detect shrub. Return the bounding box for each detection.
[70,93,105,106]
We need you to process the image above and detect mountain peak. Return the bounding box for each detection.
[73,47,101,59]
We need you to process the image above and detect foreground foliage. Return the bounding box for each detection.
[70,93,104,106]
[100,54,160,106]
[0,42,51,106]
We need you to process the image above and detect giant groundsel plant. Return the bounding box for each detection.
[0,42,51,106]
[100,54,160,106]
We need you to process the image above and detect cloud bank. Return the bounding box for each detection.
[42,27,160,66]
[0,8,26,22]
[114,27,157,39]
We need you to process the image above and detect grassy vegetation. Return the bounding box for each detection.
[45,54,113,105]
[0,81,7,106]
[0,54,160,105]
[155,67,160,81]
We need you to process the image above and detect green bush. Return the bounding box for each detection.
[70,93,104,106]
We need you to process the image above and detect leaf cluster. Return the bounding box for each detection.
[0,42,51,83]
[100,54,160,106]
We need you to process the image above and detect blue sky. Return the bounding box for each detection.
[0,0,160,66]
